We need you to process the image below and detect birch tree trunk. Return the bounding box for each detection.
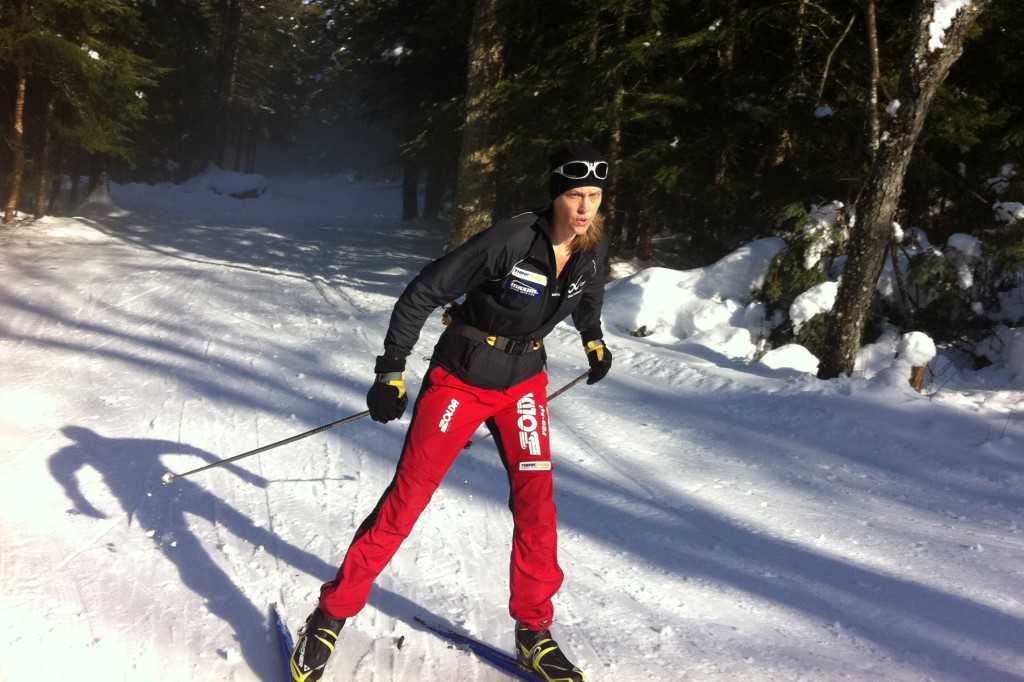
[817,0,990,379]
[445,0,504,251]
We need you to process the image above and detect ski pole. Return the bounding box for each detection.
[464,369,591,450]
[161,409,371,483]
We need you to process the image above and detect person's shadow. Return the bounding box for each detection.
[48,425,341,680]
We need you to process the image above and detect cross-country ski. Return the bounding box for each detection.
[271,604,296,682]
[415,616,536,680]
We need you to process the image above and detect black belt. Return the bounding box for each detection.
[447,323,542,356]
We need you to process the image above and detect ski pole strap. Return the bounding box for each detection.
[447,323,542,356]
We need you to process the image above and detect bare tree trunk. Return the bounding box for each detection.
[47,176,61,215]
[68,150,83,207]
[865,0,882,158]
[818,0,990,379]
[637,212,654,260]
[3,69,27,224]
[768,0,810,168]
[422,165,449,219]
[246,114,261,173]
[206,0,243,169]
[445,0,504,251]
[401,161,419,221]
[34,96,56,218]
[605,9,627,259]
[233,117,245,171]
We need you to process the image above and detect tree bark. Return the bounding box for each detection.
[768,0,810,168]
[3,68,27,224]
[34,96,57,218]
[401,161,419,221]
[445,0,504,251]
[604,9,627,260]
[864,0,882,158]
[206,0,243,169]
[817,0,990,379]
[422,164,448,219]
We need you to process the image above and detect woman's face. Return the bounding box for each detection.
[553,187,603,236]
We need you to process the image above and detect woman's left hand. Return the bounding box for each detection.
[585,340,612,385]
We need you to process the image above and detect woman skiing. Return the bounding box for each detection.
[290,143,613,682]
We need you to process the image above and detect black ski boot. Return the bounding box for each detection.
[290,608,346,682]
[515,622,586,681]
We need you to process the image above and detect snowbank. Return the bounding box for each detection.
[182,165,269,198]
[603,237,784,356]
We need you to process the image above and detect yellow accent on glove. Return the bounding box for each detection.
[380,371,406,399]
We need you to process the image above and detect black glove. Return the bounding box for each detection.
[585,340,612,385]
[366,355,409,423]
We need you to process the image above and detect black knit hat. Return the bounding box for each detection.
[548,143,606,199]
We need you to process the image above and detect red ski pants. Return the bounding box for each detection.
[319,365,563,630]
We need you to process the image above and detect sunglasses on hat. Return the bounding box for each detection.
[551,160,609,180]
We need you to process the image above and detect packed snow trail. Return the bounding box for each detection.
[1,174,1022,681]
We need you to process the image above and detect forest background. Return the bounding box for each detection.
[1,0,1022,377]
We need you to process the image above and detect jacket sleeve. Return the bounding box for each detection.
[381,219,526,359]
[571,232,608,344]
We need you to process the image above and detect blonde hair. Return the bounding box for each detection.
[570,212,604,254]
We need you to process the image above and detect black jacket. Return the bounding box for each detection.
[383,210,607,390]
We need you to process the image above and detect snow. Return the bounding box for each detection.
[928,0,975,52]
[601,238,784,359]
[790,281,838,333]
[994,201,1024,223]
[758,344,819,374]
[897,331,937,367]
[802,202,846,270]
[947,232,982,259]
[2,172,1023,682]
[182,164,269,198]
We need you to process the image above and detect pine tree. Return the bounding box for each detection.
[1,0,159,221]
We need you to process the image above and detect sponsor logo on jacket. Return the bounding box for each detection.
[505,263,546,298]
[438,398,459,433]
[508,279,541,298]
[516,392,547,455]
[566,260,597,299]
[519,461,552,471]
[511,265,548,286]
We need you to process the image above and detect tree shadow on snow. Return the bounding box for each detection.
[538,377,1024,682]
